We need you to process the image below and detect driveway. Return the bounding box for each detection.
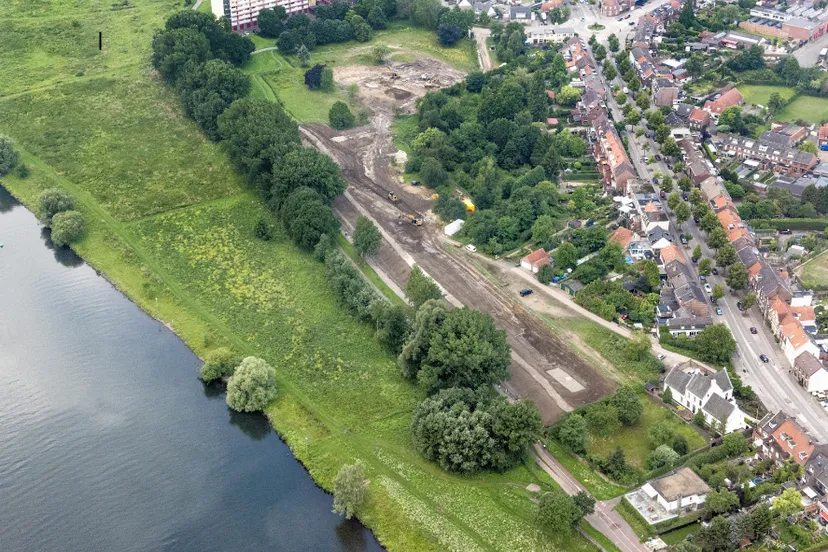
[472,27,493,72]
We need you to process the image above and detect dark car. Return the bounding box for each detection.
[682,191,689,200]
[660,190,666,199]
[410,180,421,186]
[710,296,717,305]
[694,215,700,223]
[750,327,758,334]
[652,177,659,184]
[737,301,743,310]
[759,354,770,363]
[519,288,533,297]
[779,228,792,235]
[711,267,718,275]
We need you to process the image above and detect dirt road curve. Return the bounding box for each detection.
[301,59,615,424]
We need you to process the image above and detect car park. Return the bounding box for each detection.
[759,354,769,363]
[465,244,477,252]
[519,288,533,297]
[750,327,758,334]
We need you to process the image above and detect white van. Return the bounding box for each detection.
[465,244,477,252]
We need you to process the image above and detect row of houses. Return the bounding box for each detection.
[711,133,819,177]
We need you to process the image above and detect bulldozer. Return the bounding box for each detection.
[401,213,423,226]
[389,71,400,80]
[423,81,436,89]
[387,191,398,202]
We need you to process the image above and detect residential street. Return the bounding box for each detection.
[534,444,648,552]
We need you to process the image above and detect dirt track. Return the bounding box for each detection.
[301,60,615,424]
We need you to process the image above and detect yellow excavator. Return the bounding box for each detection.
[401,213,423,226]
[387,191,398,202]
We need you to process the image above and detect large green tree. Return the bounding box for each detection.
[179,59,250,140]
[269,146,346,209]
[225,356,277,412]
[333,461,369,519]
[0,136,19,176]
[398,299,447,380]
[404,265,442,309]
[37,188,75,224]
[354,215,382,257]
[281,187,340,250]
[694,324,737,364]
[536,491,581,533]
[611,385,643,426]
[329,101,356,129]
[50,211,85,246]
[200,347,241,382]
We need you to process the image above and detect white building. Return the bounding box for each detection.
[664,361,748,434]
[211,0,312,31]
[642,467,712,513]
[794,352,828,394]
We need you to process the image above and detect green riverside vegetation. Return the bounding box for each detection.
[0,1,600,550]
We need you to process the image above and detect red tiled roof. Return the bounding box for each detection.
[610,227,634,248]
[771,419,814,465]
[689,108,708,122]
[522,248,549,264]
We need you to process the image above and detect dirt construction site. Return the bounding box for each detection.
[300,58,615,425]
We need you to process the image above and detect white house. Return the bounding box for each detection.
[794,352,828,393]
[520,248,550,273]
[664,361,748,434]
[641,467,711,513]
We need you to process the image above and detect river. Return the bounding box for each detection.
[0,186,383,552]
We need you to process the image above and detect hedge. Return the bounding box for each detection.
[750,219,828,231]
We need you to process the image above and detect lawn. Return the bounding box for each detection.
[587,397,707,469]
[737,85,796,107]
[777,95,828,124]
[544,439,628,500]
[798,248,828,290]
[0,1,597,550]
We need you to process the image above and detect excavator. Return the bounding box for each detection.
[387,191,398,202]
[400,212,423,226]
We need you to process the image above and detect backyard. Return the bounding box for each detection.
[777,95,828,125]
[797,248,828,290]
[737,84,796,107]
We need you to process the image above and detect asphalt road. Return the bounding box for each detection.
[793,33,828,67]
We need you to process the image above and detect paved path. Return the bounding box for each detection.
[534,444,648,552]
[191,0,204,10]
[252,46,278,55]
[472,27,493,72]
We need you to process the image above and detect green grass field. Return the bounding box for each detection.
[778,95,828,124]
[737,85,796,107]
[587,398,706,469]
[798,248,828,290]
[0,1,597,550]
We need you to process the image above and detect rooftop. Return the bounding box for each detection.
[650,467,712,501]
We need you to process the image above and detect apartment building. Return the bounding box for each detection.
[713,133,817,176]
[211,0,312,31]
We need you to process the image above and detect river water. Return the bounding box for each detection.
[0,186,382,552]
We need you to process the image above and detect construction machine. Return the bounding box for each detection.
[400,213,423,226]
[387,191,398,202]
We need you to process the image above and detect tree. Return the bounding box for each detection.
[305,64,326,89]
[640,259,660,288]
[558,413,588,454]
[712,283,725,301]
[707,226,728,250]
[405,265,442,310]
[701,210,719,233]
[667,192,681,211]
[151,27,212,84]
[371,302,412,354]
[726,262,748,290]
[531,215,557,249]
[178,59,251,140]
[675,201,691,228]
[200,347,240,382]
[611,385,644,426]
[593,44,607,62]
[321,66,334,91]
[37,187,75,224]
[694,324,737,364]
[329,101,356,130]
[225,356,277,412]
[438,23,465,46]
[586,403,621,437]
[648,444,680,470]
[573,491,595,518]
[661,137,681,157]
[555,242,579,270]
[466,71,485,93]
[672,434,688,455]
[695,516,734,552]
[636,91,650,111]
[49,210,85,246]
[398,299,446,379]
[608,33,620,52]
[269,146,346,208]
[678,176,693,192]
[354,215,382,257]
[716,242,737,267]
[0,136,19,175]
[692,244,702,263]
[679,0,696,27]
[281,187,340,250]
[706,488,740,515]
[557,86,582,107]
[297,44,310,67]
[698,258,712,277]
[626,330,652,361]
[418,308,511,393]
[662,386,674,404]
[371,44,391,64]
[693,410,706,429]
[799,141,818,155]
[537,491,580,533]
[258,5,287,37]
[615,91,627,105]
[773,487,803,518]
[742,291,756,311]
[648,420,675,448]
[333,461,369,519]
[768,92,786,114]
[689,188,702,205]
[604,63,617,81]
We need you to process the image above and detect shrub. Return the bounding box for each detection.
[0,135,19,175]
[254,218,273,240]
[37,188,76,224]
[225,356,277,412]
[329,101,356,130]
[200,347,241,382]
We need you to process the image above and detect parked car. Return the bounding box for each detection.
[693,215,700,223]
[750,327,758,334]
[465,244,477,252]
[711,296,717,305]
[410,180,421,186]
[652,177,659,184]
[760,354,770,363]
[657,354,666,361]
[704,283,712,292]
[715,307,723,315]
[629,20,635,25]
[737,301,743,310]
[700,275,706,281]
[519,288,533,297]
[660,190,666,199]
[655,154,662,161]
[779,228,792,235]
[617,16,623,21]
[680,236,688,245]
[711,267,718,275]
[682,191,689,200]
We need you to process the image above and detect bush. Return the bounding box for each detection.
[225,356,277,412]
[37,188,76,224]
[0,135,20,175]
[200,347,241,382]
[751,218,828,231]
[49,210,85,246]
[254,218,273,240]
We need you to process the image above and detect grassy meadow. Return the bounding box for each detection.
[798,248,828,290]
[777,95,828,124]
[0,1,604,550]
[736,84,796,107]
